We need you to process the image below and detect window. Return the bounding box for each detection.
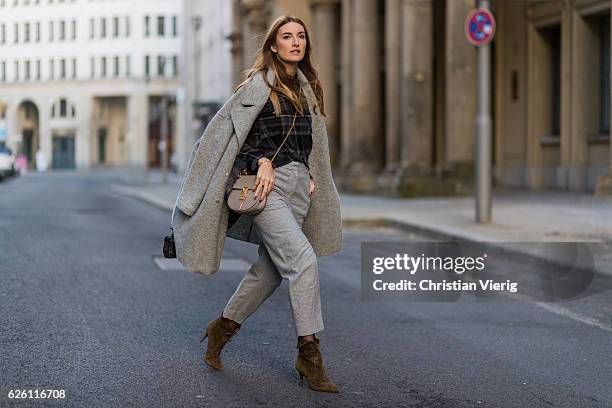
[1,61,5,82]
[1,24,5,44]
[71,20,76,40]
[157,55,164,76]
[100,18,106,38]
[36,59,40,80]
[90,56,95,78]
[144,55,150,77]
[100,56,106,77]
[172,16,177,36]
[125,16,130,37]
[35,21,40,42]
[60,58,66,79]
[157,16,165,36]
[600,15,610,134]
[49,21,54,41]
[113,55,119,76]
[59,98,67,117]
[25,60,30,80]
[24,22,30,42]
[14,23,19,43]
[14,60,19,81]
[172,55,177,77]
[125,55,130,76]
[49,59,54,79]
[542,25,561,136]
[144,16,150,37]
[89,18,94,39]
[71,58,76,79]
[59,20,65,40]
[113,16,119,37]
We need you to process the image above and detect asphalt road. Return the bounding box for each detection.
[1,171,612,408]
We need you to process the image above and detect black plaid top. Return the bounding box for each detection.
[235,84,313,180]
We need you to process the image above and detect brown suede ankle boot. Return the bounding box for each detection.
[295,336,339,393]
[199,315,241,370]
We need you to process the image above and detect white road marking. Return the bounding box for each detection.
[153,257,251,272]
[534,301,612,334]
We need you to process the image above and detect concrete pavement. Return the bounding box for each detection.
[111,170,612,275]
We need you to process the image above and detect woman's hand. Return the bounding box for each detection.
[253,158,275,201]
[308,179,315,196]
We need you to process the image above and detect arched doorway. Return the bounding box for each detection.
[16,100,40,170]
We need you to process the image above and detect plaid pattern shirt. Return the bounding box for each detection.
[236,88,313,180]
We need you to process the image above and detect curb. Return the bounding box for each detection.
[110,184,175,212]
[343,218,611,278]
[112,184,611,278]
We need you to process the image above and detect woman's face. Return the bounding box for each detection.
[271,22,307,66]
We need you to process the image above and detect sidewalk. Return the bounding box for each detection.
[111,171,612,275]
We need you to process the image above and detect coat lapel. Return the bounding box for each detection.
[229,69,273,143]
[229,67,318,143]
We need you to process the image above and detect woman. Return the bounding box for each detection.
[183,16,342,393]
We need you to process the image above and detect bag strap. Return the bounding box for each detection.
[268,85,302,165]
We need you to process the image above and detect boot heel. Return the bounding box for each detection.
[297,369,304,388]
[295,337,339,393]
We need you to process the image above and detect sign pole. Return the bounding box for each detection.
[466,1,495,223]
[476,0,492,223]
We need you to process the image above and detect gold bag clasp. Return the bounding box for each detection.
[239,186,249,201]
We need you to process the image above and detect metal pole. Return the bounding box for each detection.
[157,55,169,184]
[475,0,492,223]
[160,93,169,183]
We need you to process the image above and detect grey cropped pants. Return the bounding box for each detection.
[222,161,324,337]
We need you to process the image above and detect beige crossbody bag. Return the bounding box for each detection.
[227,88,301,215]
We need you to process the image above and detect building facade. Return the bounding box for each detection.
[228,0,612,195]
[0,0,182,171]
[178,0,233,176]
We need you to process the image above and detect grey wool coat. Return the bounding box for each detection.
[171,68,343,276]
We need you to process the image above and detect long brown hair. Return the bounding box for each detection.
[236,15,326,117]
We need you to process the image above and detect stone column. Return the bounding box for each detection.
[558,0,573,190]
[242,0,267,68]
[38,100,52,170]
[311,0,339,166]
[444,0,476,172]
[399,0,432,171]
[339,0,353,171]
[596,4,612,194]
[272,0,312,29]
[127,90,149,173]
[567,1,591,191]
[348,0,381,190]
[229,0,245,86]
[75,94,92,170]
[385,0,401,172]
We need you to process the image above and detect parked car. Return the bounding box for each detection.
[0,145,17,179]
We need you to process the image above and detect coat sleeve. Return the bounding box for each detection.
[174,110,235,217]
